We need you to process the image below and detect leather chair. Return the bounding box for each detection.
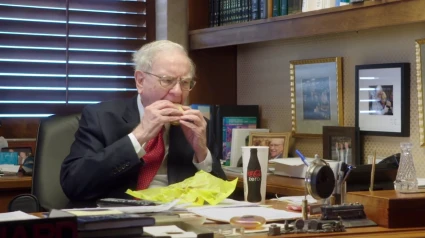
[8,114,81,212]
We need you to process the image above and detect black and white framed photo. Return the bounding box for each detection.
[322,126,360,165]
[355,63,410,136]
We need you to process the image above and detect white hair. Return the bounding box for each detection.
[132,40,195,78]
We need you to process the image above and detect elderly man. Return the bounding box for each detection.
[269,138,285,159]
[60,40,226,202]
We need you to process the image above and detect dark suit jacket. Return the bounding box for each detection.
[60,96,226,202]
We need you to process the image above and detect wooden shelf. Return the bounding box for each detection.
[189,0,425,50]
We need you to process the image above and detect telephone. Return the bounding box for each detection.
[346,153,400,192]
[378,153,400,167]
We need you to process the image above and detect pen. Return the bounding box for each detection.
[295,149,309,166]
[342,165,354,184]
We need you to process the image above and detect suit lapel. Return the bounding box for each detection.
[122,95,140,129]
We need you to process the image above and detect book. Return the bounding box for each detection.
[75,213,155,231]
[222,117,257,165]
[210,105,260,162]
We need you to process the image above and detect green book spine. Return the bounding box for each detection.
[272,0,280,16]
[280,0,288,15]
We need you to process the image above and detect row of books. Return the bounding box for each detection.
[208,0,363,27]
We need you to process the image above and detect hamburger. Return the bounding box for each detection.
[171,103,184,126]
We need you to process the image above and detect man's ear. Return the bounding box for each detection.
[134,70,144,94]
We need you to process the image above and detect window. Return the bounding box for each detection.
[0,0,155,117]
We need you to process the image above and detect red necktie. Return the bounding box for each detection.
[136,127,165,190]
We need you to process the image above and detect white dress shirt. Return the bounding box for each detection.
[128,95,213,188]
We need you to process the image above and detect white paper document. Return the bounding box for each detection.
[0,164,20,174]
[64,199,179,214]
[144,225,197,238]
[274,195,318,205]
[183,199,259,211]
[188,206,301,222]
[0,211,39,222]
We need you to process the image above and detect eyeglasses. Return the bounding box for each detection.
[269,143,283,148]
[144,72,196,91]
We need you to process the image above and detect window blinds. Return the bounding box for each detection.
[0,0,153,117]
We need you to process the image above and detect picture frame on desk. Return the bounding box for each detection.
[290,57,343,138]
[322,126,360,165]
[1,147,32,165]
[248,132,291,160]
[355,63,410,137]
[416,39,425,146]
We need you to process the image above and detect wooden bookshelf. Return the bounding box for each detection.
[189,0,425,50]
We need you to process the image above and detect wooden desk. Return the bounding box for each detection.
[225,171,305,196]
[0,176,32,212]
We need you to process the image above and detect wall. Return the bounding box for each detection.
[155,0,188,49]
[237,22,425,176]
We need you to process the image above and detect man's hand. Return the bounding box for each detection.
[178,106,208,163]
[132,100,183,145]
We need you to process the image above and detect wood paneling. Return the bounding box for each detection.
[189,0,425,50]
[146,0,156,42]
[6,140,37,155]
[188,0,209,31]
[189,46,237,105]
[0,119,39,139]
[0,176,32,213]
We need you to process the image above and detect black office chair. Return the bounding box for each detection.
[8,114,81,212]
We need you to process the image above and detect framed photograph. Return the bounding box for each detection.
[322,126,360,165]
[416,39,425,146]
[248,132,291,159]
[355,63,410,136]
[1,147,33,165]
[290,57,343,137]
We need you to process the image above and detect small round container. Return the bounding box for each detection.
[230,215,266,229]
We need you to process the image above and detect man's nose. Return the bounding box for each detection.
[169,81,183,95]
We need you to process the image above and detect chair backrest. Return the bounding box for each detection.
[8,194,40,213]
[32,113,81,210]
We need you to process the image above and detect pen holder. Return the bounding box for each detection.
[340,181,347,204]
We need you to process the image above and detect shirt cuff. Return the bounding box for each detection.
[128,133,146,158]
[193,149,213,172]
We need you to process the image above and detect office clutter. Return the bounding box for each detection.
[126,170,238,206]
[191,104,260,166]
[0,145,34,176]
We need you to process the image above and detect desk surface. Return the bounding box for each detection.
[0,175,32,190]
[225,171,305,196]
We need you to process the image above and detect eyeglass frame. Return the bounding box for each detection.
[143,71,197,91]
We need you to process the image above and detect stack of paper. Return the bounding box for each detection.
[274,195,318,205]
[0,211,39,222]
[187,206,301,223]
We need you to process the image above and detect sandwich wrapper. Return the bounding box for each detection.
[126,170,238,206]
